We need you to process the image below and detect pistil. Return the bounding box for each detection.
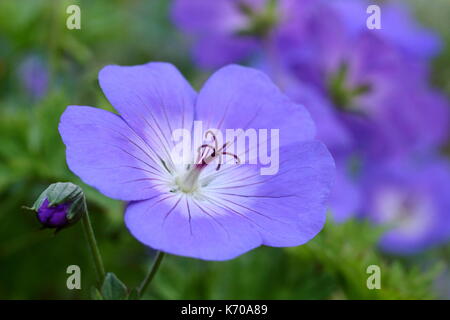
[175,131,241,194]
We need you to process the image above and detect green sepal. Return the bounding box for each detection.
[30,182,87,226]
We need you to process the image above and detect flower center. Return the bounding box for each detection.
[175,130,241,194]
[328,63,371,111]
[236,0,279,37]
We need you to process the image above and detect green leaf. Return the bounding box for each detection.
[101,272,128,300]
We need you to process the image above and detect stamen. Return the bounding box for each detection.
[222,152,241,164]
[176,131,242,194]
[195,131,241,171]
[205,130,219,151]
[196,144,216,168]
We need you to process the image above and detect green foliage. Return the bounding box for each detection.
[288,218,442,299]
[141,218,439,300]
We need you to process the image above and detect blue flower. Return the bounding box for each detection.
[59,62,335,260]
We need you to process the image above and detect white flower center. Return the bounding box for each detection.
[173,130,241,195]
[176,167,202,194]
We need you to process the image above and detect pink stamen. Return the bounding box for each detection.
[196,131,241,171]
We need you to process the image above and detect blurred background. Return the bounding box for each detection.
[0,0,449,299]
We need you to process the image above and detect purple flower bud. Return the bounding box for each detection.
[37,199,70,228]
[27,182,86,232]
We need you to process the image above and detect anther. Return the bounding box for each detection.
[196,131,242,171]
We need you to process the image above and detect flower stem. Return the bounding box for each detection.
[81,209,106,284]
[138,251,165,298]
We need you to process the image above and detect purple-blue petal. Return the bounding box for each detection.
[98,62,196,152]
[125,142,334,260]
[195,64,316,148]
[59,106,171,201]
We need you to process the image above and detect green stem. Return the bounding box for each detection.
[138,251,165,298]
[81,209,106,284]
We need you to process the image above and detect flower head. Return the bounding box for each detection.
[274,1,449,223]
[277,1,448,160]
[171,0,299,68]
[59,62,335,260]
[363,157,450,254]
[28,182,86,231]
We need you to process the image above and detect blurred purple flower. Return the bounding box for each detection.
[284,78,354,156]
[285,57,449,221]
[18,55,49,101]
[330,0,442,60]
[273,0,449,226]
[284,78,362,221]
[328,159,362,223]
[59,62,335,260]
[363,157,450,254]
[280,12,448,160]
[173,0,449,158]
[171,0,301,69]
[172,0,441,70]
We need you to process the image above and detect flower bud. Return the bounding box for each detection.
[28,182,87,231]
